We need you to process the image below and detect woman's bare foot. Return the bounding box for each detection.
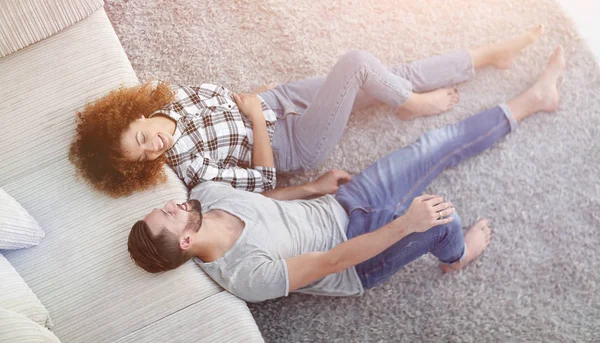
[397,88,460,120]
[440,219,491,273]
[507,45,566,122]
[252,84,277,94]
[526,45,565,113]
[472,24,544,70]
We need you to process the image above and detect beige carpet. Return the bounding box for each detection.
[105,0,600,341]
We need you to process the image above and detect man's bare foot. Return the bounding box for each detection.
[473,24,544,70]
[507,45,566,122]
[397,88,460,120]
[440,219,491,273]
[252,84,277,94]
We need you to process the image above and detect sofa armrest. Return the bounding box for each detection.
[0,0,104,57]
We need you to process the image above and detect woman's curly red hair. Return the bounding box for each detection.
[69,81,175,197]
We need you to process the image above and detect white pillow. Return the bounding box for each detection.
[0,253,53,328]
[0,188,45,250]
[0,308,61,343]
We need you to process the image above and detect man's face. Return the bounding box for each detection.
[144,199,203,237]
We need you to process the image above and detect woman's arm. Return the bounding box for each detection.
[249,112,275,169]
[233,93,275,169]
[183,157,276,192]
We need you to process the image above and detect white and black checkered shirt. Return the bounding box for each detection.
[151,84,278,192]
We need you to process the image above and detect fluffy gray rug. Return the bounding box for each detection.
[104,0,599,341]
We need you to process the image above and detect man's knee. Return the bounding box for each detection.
[443,212,463,237]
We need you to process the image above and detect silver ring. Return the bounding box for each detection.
[438,211,443,219]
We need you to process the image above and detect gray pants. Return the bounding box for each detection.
[259,50,474,173]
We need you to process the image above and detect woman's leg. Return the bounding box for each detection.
[263,25,544,116]
[337,45,564,285]
[270,49,414,171]
[396,24,544,119]
[266,27,544,172]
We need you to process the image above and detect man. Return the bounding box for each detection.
[127,46,564,302]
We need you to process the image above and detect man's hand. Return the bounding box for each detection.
[233,93,264,122]
[401,194,455,233]
[262,169,351,201]
[310,169,352,196]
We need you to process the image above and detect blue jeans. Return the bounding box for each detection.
[334,104,517,289]
[260,49,474,173]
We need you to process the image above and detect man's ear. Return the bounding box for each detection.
[180,234,192,250]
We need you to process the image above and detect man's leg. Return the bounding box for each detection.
[348,209,491,288]
[336,104,511,288]
[335,104,518,219]
[336,41,564,216]
[335,100,509,289]
[336,45,564,287]
[347,209,462,289]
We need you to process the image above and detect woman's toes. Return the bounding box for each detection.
[530,24,544,39]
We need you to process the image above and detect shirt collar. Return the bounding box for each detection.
[150,109,183,146]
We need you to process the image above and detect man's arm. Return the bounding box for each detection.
[286,195,455,292]
[262,169,351,201]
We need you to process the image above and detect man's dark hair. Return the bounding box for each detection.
[127,220,192,273]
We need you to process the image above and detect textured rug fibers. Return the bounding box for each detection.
[104,0,600,342]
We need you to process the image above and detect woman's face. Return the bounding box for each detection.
[120,116,175,162]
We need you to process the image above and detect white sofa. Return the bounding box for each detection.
[0,1,264,342]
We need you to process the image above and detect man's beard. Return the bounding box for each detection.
[185,199,203,233]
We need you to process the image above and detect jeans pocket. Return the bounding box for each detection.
[273,107,286,120]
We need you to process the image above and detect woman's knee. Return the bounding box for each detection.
[296,156,322,172]
[337,50,378,70]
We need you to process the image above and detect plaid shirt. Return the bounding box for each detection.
[152,84,278,192]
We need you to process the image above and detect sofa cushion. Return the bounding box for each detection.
[0,254,52,328]
[0,188,45,250]
[0,8,262,343]
[0,308,61,343]
[0,0,104,57]
[114,291,264,343]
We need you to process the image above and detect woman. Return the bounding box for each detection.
[69,26,543,197]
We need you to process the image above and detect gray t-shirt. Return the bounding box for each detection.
[191,182,364,303]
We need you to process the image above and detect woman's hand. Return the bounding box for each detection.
[233,93,264,122]
[310,169,352,196]
[401,194,455,233]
